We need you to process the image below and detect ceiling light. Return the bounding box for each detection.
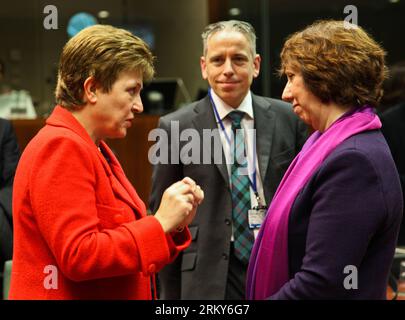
[228,8,241,16]
[98,10,110,19]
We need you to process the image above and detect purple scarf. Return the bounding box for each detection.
[246,106,381,299]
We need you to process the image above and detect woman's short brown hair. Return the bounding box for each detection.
[279,20,388,108]
[55,24,155,109]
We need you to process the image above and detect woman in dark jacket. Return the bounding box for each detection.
[247,20,403,300]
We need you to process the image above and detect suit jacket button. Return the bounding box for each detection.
[222,253,228,260]
[225,219,231,225]
[148,264,156,273]
[114,214,124,223]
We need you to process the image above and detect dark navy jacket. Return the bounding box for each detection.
[271,130,403,299]
[0,118,20,266]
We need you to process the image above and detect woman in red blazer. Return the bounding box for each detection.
[9,25,203,300]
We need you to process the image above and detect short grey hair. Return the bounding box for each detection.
[201,20,257,57]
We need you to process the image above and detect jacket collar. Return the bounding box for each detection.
[191,94,275,186]
[46,105,95,146]
[46,106,145,216]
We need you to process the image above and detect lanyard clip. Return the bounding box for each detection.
[255,192,264,208]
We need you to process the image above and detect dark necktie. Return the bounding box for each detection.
[228,111,254,265]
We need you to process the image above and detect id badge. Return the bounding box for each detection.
[248,207,266,230]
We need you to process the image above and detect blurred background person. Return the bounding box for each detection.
[379,61,405,247]
[247,20,403,300]
[378,62,405,114]
[0,59,37,119]
[0,117,20,298]
[9,25,203,300]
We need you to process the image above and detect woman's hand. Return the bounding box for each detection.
[154,177,204,233]
[178,177,204,230]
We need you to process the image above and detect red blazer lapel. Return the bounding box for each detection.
[99,141,147,218]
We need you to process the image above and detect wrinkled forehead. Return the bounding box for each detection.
[206,30,253,58]
[207,29,249,44]
[114,68,144,85]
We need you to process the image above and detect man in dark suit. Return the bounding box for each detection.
[149,20,307,299]
[381,102,405,246]
[0,118,20,274]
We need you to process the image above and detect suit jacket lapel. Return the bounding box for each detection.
[253,95,275,184]
[98,141,146,217]
[192,97,230,188]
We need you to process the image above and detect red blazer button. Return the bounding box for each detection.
[148,264,156,273]
[114,214,124,224]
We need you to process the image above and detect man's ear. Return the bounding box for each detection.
[83,76,98,104]
[200,56,208,80]
[253,54,261,78]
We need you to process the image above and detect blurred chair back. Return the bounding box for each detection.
[3,260,12,300]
